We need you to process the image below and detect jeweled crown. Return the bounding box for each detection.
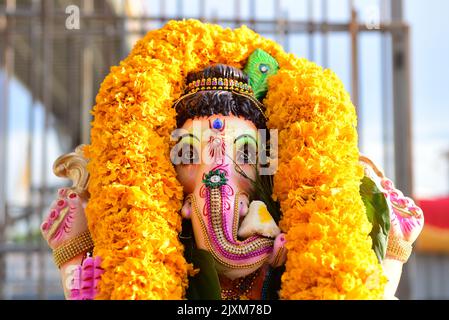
[184,76,254,97]
[174,64,265,118]
[174,50,280,120]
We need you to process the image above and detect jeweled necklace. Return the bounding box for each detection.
[220,269,261,300]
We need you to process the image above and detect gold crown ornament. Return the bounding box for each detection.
[173,49,280,120]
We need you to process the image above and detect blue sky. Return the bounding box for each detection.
[3,0,449,206]
[405,0,449,197]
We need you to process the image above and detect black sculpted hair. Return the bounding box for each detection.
[175,64,266,129]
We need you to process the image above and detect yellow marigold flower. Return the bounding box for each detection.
[84,19,386,300]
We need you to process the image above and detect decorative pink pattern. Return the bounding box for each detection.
[381,177,424,241]
[70,256,103,300]
[41,191,79,242]
[198,163,273,262]
[52,207,76,242]
[208,136,226,164]
[204,187,272,260]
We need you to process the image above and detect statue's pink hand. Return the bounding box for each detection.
[381,178,424,244]
[40,188,89,250]
[70,255,104,300]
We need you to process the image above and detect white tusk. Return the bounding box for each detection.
[237,200,281,239]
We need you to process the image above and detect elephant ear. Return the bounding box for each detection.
[360,176,391,262]
[243,49,279,100]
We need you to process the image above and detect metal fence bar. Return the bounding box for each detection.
[249,0,256,31]
[381,10,395,179]
[0,13,409,36]
[0,0,17,301]
[283,10,290,53]
[37,0,55,299]
[390,0,414,300]
[25,0,40,282]
[321,0,328,68]
[350,1,361,147]
[307,0,314,61]
[233,0,240,28]
[176,0,183,20]
[274,0,282,46]
[0,244,52,254]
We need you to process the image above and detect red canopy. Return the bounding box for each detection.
[415,196,449,254]
[417,196,449,229]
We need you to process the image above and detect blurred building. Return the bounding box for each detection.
[0,0,447,299]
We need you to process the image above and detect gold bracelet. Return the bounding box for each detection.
[53,230,94,268]
[386,236,412,263]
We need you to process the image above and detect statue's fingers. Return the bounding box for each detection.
[408,207,424,230]
[93,256,104,296]
[393,206,415,218]
[404,196,415,205]
[40,220,50,239]
[388,189,404,204]
[48,198,59,212]
[380,178,395,191]
[389,209,401,230]
[41,199,60,240]
[66,191,84,211]
[93,255,102,270]
[388,189,419,218]
[46,200,71,241]
[394,195,423,220]
[57,187,70,199]
[408,204,423,218]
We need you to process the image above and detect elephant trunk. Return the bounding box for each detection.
[191,177,274,273]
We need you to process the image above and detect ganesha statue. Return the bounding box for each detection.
[41,20,423,300]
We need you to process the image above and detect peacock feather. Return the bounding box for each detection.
[244,49,280,100]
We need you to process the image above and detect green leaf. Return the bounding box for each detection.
[186,249,221,300]
[360,176,391,262]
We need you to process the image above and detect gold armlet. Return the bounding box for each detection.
[386,236,412,263]
[53,230,94,268]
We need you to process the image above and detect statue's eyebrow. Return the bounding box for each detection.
[178,133,200,142]
[234,134,257,146]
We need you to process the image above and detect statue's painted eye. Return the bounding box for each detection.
[178,144,199,164]
[259,64,269,74]
[236,142,257,165]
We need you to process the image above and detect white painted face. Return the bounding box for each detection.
[174,114,275,280]
[175,114,258,193]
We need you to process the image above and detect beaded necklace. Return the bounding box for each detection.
[220,269,262,300]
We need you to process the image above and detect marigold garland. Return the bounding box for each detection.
[84,19,386,300]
